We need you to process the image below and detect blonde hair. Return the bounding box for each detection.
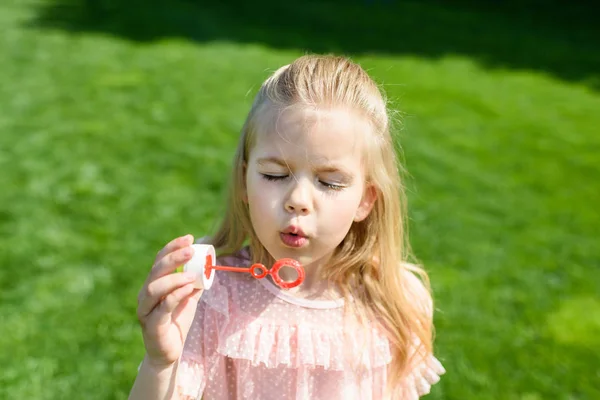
[210,54,433,394]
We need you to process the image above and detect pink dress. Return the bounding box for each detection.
[176,248,445,400]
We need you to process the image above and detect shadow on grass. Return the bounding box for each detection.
[26,0,600,89]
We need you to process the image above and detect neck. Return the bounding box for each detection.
[276,253,343,301]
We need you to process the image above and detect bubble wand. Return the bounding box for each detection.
[182,244,305,290]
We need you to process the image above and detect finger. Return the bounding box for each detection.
[150,245,196,281]
[161,283,197,314]
[138,271,197,317]
[169,289,204,323]
[154,234,194,264]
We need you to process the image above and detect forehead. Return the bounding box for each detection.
[251,108,369,164]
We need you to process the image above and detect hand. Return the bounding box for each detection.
[136,234,203,368]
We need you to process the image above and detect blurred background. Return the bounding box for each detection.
[1,0,599,398]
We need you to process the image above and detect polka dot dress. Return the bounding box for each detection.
[176,248,444,400]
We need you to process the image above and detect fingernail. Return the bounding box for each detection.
[182,247,193,257]
[184,234,194,243]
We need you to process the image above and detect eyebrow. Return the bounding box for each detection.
[256,157,354,180]
[256,157,288,167]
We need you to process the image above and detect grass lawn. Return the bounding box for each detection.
[1,0,599,399]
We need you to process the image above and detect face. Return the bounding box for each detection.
[244,107,377,270]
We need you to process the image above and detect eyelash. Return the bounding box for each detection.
[260,174,345,191]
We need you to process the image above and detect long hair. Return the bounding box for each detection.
[210,54,433,394]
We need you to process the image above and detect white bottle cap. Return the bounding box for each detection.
[183,244,216,290]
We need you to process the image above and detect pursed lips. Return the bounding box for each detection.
[280,226,309,247]
[281,225,307,237]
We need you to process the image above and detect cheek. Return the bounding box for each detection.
[320,190,363,226]
[247,177,278,215]
[247,175,268,199]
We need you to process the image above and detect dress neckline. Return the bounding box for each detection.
[258,275,345,309]
[236,246,345,309]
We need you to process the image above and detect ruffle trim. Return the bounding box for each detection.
[199,270,445,394]
[200,273,392,371]
[176,357,204,399]
[403,354,446,399]
[217,318,392,371]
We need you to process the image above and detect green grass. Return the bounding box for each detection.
[1,0,599,399]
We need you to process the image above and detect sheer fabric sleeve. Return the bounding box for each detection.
[396,268,446,398]
[176,274,230,400]
[397,351,446,399]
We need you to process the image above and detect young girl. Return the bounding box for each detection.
[129,55,445,400]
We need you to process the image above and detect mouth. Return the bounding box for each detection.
[281,226,307,237]
[280,226,308,248]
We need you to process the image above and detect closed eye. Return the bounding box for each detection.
[261,173,289,181]
[319,181,345,191]
[261,174,345,191]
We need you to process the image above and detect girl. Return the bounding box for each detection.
[129,55,445,400]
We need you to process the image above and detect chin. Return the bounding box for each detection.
[263,239,332,266]
[266,245,309,263]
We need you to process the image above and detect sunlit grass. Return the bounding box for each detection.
[1,1,599,399]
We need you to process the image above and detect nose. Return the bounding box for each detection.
[285,178,312,215]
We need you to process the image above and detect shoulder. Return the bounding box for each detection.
[217,246,252,268]
[397,265,445,397]
[401,263,434,319]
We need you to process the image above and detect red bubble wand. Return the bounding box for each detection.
[183,244,305,290]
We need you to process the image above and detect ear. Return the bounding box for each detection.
[354,184,377,222]
[241,161,248,203]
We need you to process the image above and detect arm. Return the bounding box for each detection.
[128,235,205,400]
[128,355,181,400]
